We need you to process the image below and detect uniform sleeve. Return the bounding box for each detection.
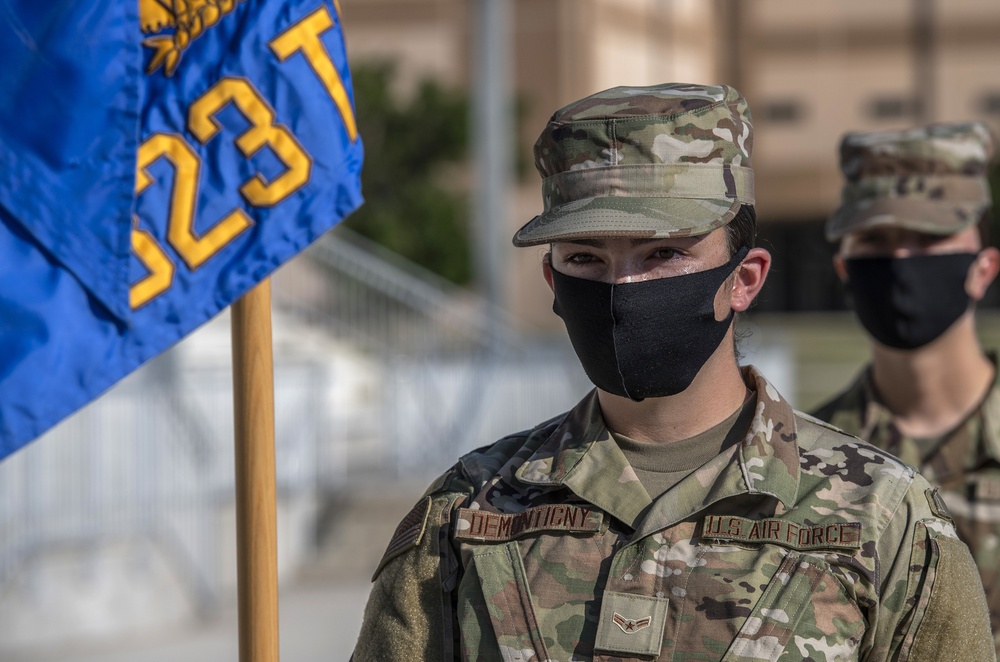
[870,478,995,662]
[351,492,465,661]
[900,532,995,661]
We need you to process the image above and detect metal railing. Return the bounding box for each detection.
[0,229,589,632]
[276,227,521,355]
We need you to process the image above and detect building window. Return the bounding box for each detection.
[979,92,1000,115]
[866,96,921,120]
[759,100,805,124]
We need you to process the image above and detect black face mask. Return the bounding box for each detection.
[843,253,977,350]
[551,247,749,401]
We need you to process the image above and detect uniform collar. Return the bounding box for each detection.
[512,390,652,528]
[857,352,1000,466]
[733,365,802,507]
[857,368,893,443]
[512,366,801,530]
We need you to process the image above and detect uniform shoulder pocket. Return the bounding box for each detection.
[372,496,434,582]
[896,521,994,661]
[371,465,474,583]
[358,492,467,661]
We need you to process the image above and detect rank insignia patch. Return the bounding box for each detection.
[613,613,652,634]
[596,591,669,657]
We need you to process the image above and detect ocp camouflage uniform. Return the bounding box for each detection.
[511,83,754,248]
[813,355,1000,654]
[814,121,1000,655]
[353,367,994,661]
[824,122,994,243]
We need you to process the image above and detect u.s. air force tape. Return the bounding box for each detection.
[454,504,603,542]
[701,515,862,551]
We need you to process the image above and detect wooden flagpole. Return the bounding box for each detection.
[231,278,281,662]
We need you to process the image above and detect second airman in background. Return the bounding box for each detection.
[813,121,1000,653]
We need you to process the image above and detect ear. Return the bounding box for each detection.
[542,252,555,293]
[833,253,848,283]
[730,247,771,312]
[966,247,1000,301]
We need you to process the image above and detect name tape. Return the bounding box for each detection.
[454,504,603,542]
[702,515,862,551]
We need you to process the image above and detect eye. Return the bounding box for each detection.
[918,234,943,249]
[565,252,599,264]
[651,247,678,260]
[848,233,885,252]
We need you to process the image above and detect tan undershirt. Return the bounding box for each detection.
[612,393,757,502]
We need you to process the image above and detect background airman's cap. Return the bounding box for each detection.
[826,121,995,242]
[512,83,754,247]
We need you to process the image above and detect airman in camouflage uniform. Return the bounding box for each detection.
[813,122,1000,654]
[353,85,995,661]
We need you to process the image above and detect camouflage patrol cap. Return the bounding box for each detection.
[826,122,995,242]
[512,83,754,247]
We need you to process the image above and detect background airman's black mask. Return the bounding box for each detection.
[844,253,977,350]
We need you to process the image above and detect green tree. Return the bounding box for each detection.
[344,63,471,284]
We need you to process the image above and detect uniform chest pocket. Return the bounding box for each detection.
[721,551,864,662]
[460,541,552,662]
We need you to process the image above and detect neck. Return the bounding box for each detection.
[870,312,994,437]
[598,330,749,443]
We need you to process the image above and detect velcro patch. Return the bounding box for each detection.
[453,504,602,542]
[702,515,862,551]
[926,487,955,522]
[595,591,669,657]
[372,496,432,581]
[973,476,1000,502]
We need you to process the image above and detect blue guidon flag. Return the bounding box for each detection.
[0,0,364,458]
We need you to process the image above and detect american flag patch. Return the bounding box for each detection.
[372,496,432,581]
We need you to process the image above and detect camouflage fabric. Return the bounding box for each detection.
[353,367,994,661]
[826,122,995,241]
[812,356,1000,656]
[513,83,754,247]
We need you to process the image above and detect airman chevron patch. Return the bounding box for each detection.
[613,612,652,634]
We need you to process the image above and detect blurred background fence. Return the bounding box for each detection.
[4,224,1000,657]
[0,228,591,654]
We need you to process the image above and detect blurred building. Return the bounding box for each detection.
[738,0,1000,311]
[340,0,1000,325]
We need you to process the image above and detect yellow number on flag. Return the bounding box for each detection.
[269,6,359,142]
[135,133,253,270]
[129,221,175,309]
[188,77,312,207]
[128,74,315,308]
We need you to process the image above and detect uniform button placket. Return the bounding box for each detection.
[609,537,646,589]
